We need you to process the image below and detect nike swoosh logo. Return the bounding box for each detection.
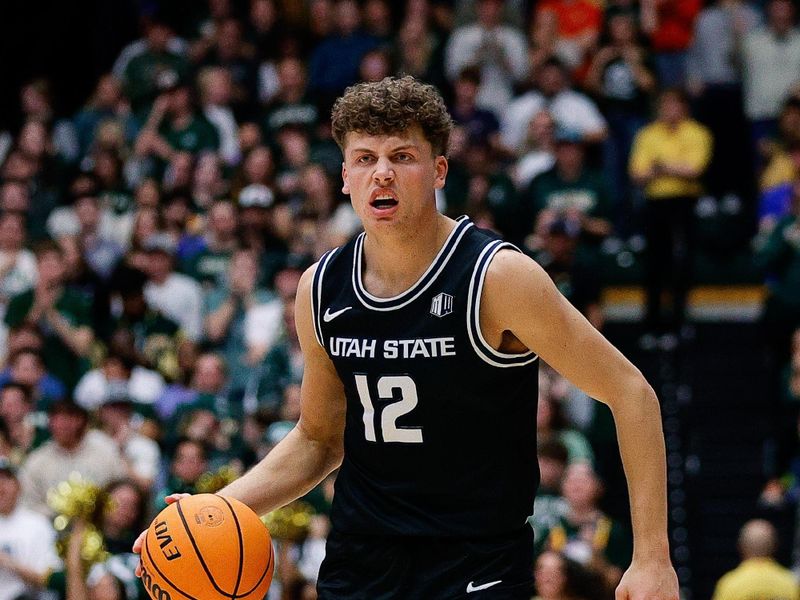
[466,580,502,593]
[323,306,352,322]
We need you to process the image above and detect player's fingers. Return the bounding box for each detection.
[132,529,147,554]
[614,585,629,600]
[165,493,191,504]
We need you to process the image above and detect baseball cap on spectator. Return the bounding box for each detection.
[238,184,275,208]
[0,456,17,478]
[142,232,177,256]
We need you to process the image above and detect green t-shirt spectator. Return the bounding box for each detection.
[159,114,219,156]
[537,512,633,571]
[442,166,521,242]
[757,215,800,312]
[123,51,191,114]
[203,287,280,392]
[5,289,92,390]
[526,167,614,229]
[181,248,232,287]
[109,309,181,380]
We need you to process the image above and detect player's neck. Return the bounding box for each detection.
[361,212,455,298]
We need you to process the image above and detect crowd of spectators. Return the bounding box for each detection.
[2,0,800,598]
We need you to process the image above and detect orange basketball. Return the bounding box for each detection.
[140,494,274,600]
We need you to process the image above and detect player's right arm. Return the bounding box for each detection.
[215,263,347,515]
[133,265,346,564]
[134,264,346,563]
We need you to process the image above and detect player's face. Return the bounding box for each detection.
[341,125,447,231]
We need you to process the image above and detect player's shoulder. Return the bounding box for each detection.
[481,246,551,313]
[485,247,548,288]
[296,261,322,309]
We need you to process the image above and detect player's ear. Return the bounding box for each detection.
[433,155,448,190]
[341,162,350,195]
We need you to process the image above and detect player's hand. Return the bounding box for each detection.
[615,559,679,600]
[133,493,192,577]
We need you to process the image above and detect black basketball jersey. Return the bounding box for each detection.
[312,216,539,538]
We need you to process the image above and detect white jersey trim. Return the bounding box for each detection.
[467,240,539,368]
[312,249,337,348]
[351,216,473,312]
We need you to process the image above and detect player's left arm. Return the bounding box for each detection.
[482,249,679,600]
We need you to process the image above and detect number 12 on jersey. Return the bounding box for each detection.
[354,374,423,443]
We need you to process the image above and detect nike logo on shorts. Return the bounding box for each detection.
[466,580,502,593]
[323,306,353,322]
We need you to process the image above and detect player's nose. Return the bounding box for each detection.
[372,157,394,185]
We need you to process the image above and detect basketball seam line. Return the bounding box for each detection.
[229,517,274,597]
[220,496,245,599]
[143,528,201,600]
[144,505,273,599]
[176,500,240,599]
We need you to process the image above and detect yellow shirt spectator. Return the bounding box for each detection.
[629,118,713,199]
[761,149,794,191]
[712,557,799,600]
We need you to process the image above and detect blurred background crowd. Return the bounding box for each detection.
[1,0,800,599]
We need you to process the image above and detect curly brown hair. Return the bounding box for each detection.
[331,76,453,156]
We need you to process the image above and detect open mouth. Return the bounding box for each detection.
[370,194,398,209]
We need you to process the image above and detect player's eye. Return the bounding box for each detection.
[357,155,375,164]
[395,153,413,162]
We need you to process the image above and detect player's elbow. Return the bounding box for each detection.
[326,444,345,472]
[639,379,659,410]
[296,419,344,474]
[602,370,658,413]
[625,375,660,416]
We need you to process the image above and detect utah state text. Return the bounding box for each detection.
[328,336,456,359]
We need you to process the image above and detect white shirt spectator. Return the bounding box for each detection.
[19,429,126,516]
[204,105,241,166]
[501,90,607,155]
[121,431,161,485]
[145,273,204,342]
[445,25,528,115]
[0,248,36,314]
[45,205,119,243]
[687,3,761,87]
[743,26,800,119]
[0,502,61,600]
[513,151,557,189]
[74,366,166,410]
[111,37,189,79]
[244,299,283,352]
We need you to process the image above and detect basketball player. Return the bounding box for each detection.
[136,77,678,599]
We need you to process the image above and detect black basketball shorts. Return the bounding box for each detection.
[316,526,534,599]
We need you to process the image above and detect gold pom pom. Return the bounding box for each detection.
[47,472,101,522]
[47,473,109,567]
[195,465,239,494]
[261,500,315,542]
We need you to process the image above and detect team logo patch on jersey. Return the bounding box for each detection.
[430,293,453,317]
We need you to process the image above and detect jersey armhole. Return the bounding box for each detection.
[311,249,337,348]
[466,240,539,368]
